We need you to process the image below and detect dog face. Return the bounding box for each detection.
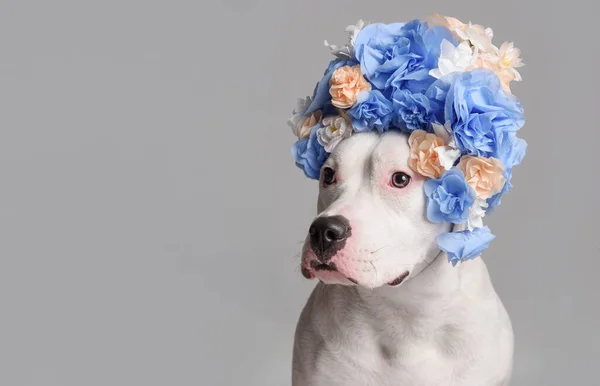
[301,130,451,289]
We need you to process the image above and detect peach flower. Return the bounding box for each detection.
[445,16,468,34]
[475,45,523,95]
[426,13,454,30]
[426,14,494,53]
[408,130,446,179]
[497,70,516,94]
[297,110,322,139]
[329,65,371,109]
[458,156,506,199]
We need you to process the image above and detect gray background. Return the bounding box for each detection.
[0,0,598,385]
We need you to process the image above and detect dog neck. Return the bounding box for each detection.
[353,252,493,327]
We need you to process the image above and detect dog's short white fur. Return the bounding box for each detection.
[292,131,514,386]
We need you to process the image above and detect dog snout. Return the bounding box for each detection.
[309,215,351,262]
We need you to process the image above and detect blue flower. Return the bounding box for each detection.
[305,59,357,115]
[436,226,496,266]
[426,70,528,213]
[392,89,435,131]
[291,124,328,180]
[486,136,527,213]
[424,168,475,224]
[354,19,456,93]
[501,136,528,169]
[428,69,526,161]
[349,90,394,132]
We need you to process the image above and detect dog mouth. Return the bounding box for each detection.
[305,260,408,288]
[301,261,340,280]
[306,260,359,285]
[387,271,410,287]
[310,260,338,272]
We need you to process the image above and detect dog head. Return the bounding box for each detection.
[300,130,451,289]
[292,18,527,289]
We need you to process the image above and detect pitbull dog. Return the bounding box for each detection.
[292,131,514,386]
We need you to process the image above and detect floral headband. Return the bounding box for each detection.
[288,15,527,266]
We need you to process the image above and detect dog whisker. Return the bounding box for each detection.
[370,245,397,254]
[370,261,378,282]
[291,251,302,262]
[370,245,441,267]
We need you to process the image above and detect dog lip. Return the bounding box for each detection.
[346,277,358,285]
[388,271,410,287]
[301,266,315,279]
[310,260,338,272]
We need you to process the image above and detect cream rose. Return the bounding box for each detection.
[458,156,506,199]
[317,115,352,152]
[296,110,322,139]
[408,130,446,179]
[329,65,371,109]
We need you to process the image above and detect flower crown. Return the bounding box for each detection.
[288,15,527,266]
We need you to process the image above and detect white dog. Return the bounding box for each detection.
[292,130,514,386]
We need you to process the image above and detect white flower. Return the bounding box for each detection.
[497,41,524,81]
[467,199,489,231]
[435,146,462,170]
[317,115,352,152]
[325,20,366,59]
[472,41,524,94]
[455,23,495,53]
[346,19,365,47]
[498,42,523,68]
[430,40,478,79]
[287,96,312,136]
[432,122,461,170]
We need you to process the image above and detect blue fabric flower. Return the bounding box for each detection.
[305,59,357,115]
[349,90,394,132]
[486,181,510,213]
[291,125,328,180]
[424,168,475,224]
[437,226,496,266]
[354,19,456,93]
[392,89,435,131]
[320,100,339,118]
[486,137,527,213]
[501,136,528,169]
[428,69,526,162]
[426,71,528,213]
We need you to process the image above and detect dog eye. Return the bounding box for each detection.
[322,167,336,185]
[391,172,411,188]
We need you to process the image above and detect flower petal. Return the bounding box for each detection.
[437,226,496,265]
[435,146,461,170]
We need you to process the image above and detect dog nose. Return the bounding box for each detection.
[309,215,351,262]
